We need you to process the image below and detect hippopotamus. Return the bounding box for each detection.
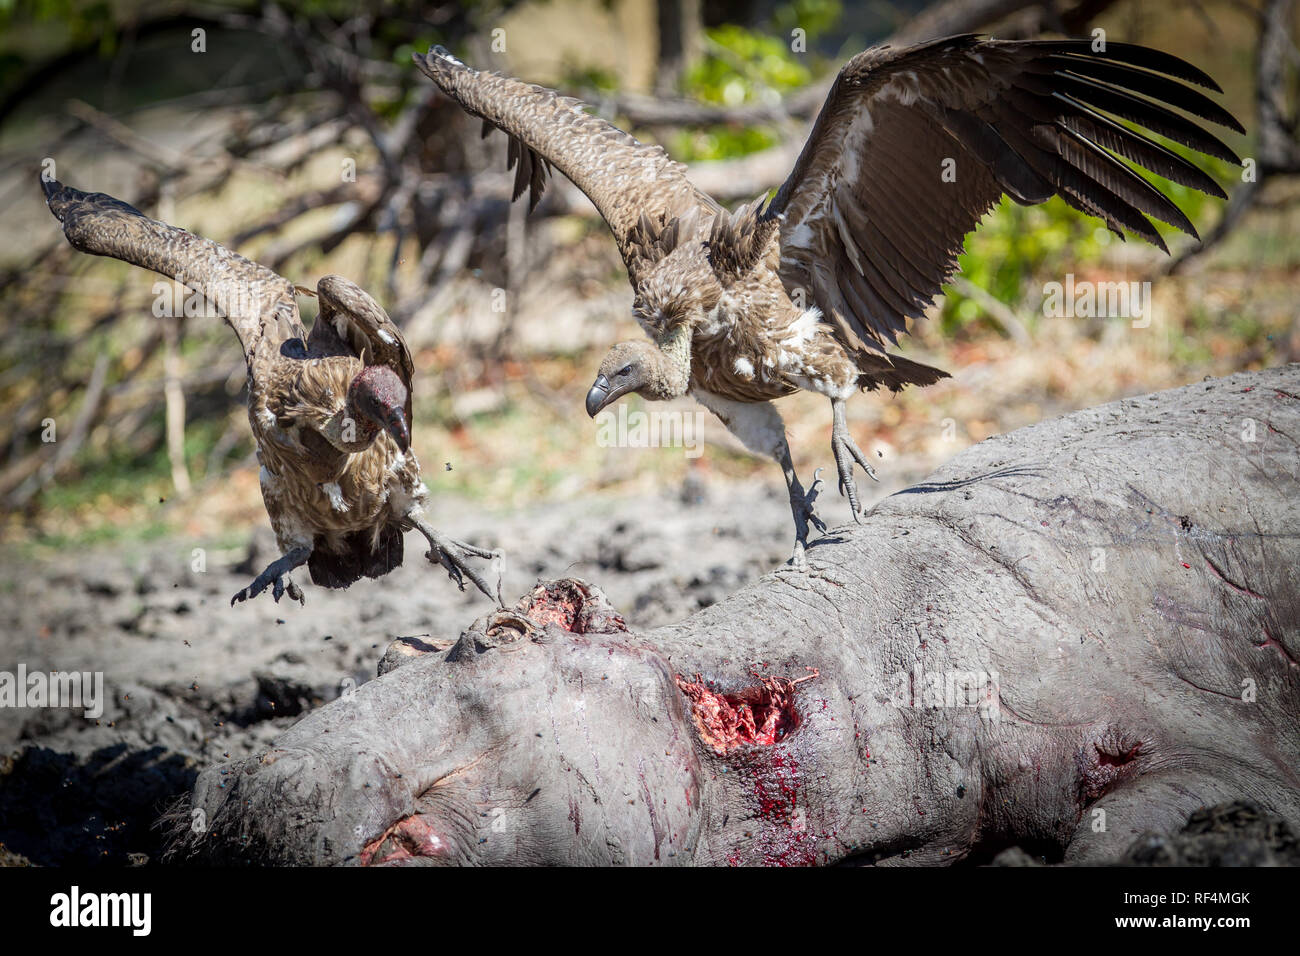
[166,366,1300,865]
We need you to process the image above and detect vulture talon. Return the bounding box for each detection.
[796,470,828,536]
[411,517,503,606]
[430,550,465,590]
[231,546,311,607]
[780,446,827,570]
[832,399,876,521]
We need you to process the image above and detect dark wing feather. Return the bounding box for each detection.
[42,178,304,364]
[305,274,414,422]
[765,34,1243,356]
[413,46,719,284]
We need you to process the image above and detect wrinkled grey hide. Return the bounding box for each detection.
[168,367,1300,865]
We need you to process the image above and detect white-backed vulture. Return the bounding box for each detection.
[42,179,500,605]
[414,35,1242,566]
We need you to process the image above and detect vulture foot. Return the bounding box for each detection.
[831,399,878,521]
[781,450,828,570]
[410,517,503,606]
[230,546,311,606]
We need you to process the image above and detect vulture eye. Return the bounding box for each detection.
[617,365,633,377]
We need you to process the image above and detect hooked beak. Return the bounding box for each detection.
[585,374,621,418]
[385,409,411,453]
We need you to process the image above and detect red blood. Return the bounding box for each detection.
[521,580,627,633]
[749,752,816,866]
[674,670,817,754]
[529,597,580,629]
[677,670,820,865]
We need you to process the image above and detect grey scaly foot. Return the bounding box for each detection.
[410,516,504,606]
[776,428,829,570]
[788,467,829,569]
[231,546,311,606]
[831,398,877,522]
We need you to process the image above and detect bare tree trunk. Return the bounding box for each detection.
[1163,0,1297,275]
[170,366,1300,866]
[655,0,703,97]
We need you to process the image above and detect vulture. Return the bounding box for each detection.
[42,178,500,605]
[415,35,1243,567]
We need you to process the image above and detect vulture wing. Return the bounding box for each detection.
[305,274,415,422]
[765,34,1243,354]
[42,178,305,364]
[413,46,719,283]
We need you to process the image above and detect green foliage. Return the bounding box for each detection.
[560,64,620,95]
[942,196,1115,335]
[770,0,843,41]
[0,0,118,72]
[943,136,1242,338]
[35,413,248,516]
[685,24,813,102]
[674,0,841,162]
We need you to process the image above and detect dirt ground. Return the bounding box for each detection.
[6,459,1299,867]
[3,259,1295,864]
[0,476,814,865]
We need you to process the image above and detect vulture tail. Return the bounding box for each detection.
[308,524,404,588]
[855,352,951,394]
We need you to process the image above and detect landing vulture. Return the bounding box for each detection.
[42,179,500,605]
[415,35,1242,566]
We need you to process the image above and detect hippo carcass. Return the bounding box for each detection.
[167,366,1300,865]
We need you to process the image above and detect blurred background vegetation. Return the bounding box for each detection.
[0,0,1295,553]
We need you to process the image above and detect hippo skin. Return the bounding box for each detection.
[168,366,1300,865]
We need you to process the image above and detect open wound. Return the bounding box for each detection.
[674,669,817,754]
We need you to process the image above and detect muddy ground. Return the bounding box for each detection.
[0,476,808,865]
[3,471,1297,867]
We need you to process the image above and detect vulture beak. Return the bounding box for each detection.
[586,375,615,418]
[385,409,411,453]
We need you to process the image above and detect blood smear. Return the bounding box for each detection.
[674,671,815,754]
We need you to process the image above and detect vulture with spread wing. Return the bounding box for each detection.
[42,179,500,605]
[416,34,1242,566]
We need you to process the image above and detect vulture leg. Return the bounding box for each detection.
[230,546,311,606]
[830,398,878,521]
[407,515,503,606]
[779,442,827,569]
[692,393,828,563]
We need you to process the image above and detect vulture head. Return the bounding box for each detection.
[585,341,681,417]
[348,365,411,452]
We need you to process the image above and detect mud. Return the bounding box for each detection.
[0,481,792,865]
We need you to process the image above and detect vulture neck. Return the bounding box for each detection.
[648,320,693,401]
[317,404,380,454]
